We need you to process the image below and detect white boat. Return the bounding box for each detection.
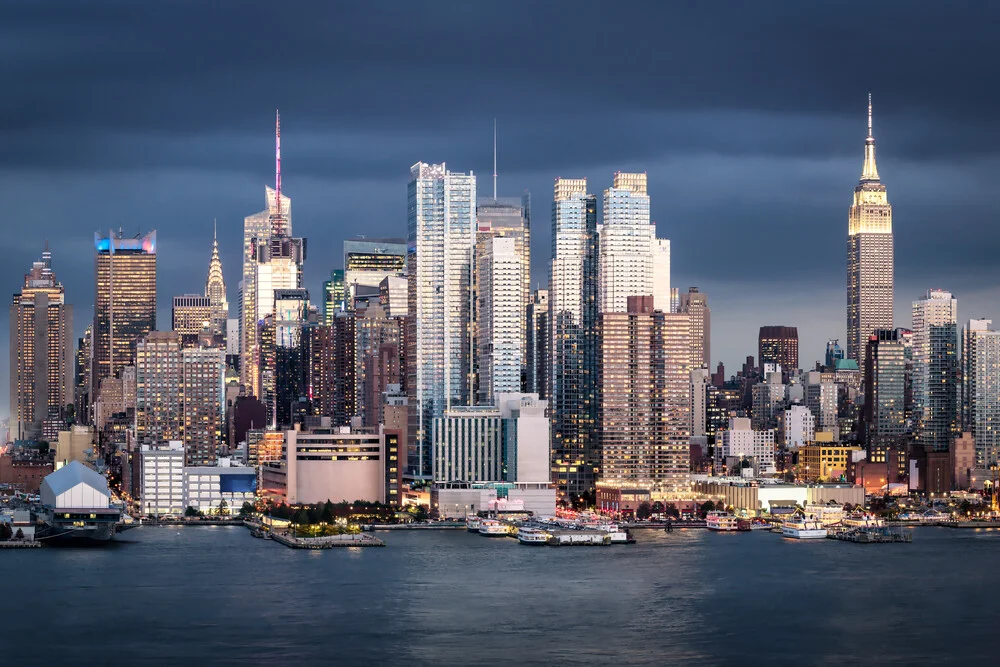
[517,527,550,545]
[781,516,828,539]
[465,515,481,532]
[842,512,885,528]
[706,511,743,532]
[478,519,510,537]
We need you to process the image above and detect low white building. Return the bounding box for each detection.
[431,482,557,518]
[183,458,256,515]
[497,393,550,484]
[140,441,185,517]
[715,417,775,474]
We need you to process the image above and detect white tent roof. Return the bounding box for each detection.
[40,461,111,508]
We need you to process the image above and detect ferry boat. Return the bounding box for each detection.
[465,514,481,532]
[591,522,633,543]
[517,527,550,545]
[842,512,885,528]
[781,515,828,539]
[478,519,510,537]
[706,511,744,532]
[748,519,772,530]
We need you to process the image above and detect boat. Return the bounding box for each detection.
[517,527,550,545]
[35,462,123,545]
[706,511,745,532]
[465,514,481,532]
[781,515,828,539]
[748,519,772,530]
[842,512,885,528]
[478,519,510,537]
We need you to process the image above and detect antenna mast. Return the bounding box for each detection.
[492,118,497,200]
[275,109,282,216]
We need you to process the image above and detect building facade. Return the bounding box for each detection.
[679,287,710,369]
[962,319,1000,467]
[599,172,654,313]
[172,295,213,338]
[758,326,799,374]
[476,236,524,404]
[864,329,907,463]
[524,289,549,398]
[343,238,406,306]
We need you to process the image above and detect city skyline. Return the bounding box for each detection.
[4,2,1000,417]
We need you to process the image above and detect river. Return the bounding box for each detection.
[6,525,998,665]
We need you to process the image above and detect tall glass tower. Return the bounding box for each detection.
[407,162,476,479]
[912,289,958,452]
[847,94,894,374]
[599,172,654,313]
[549,178,598,499]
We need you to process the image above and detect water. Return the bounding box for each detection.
[5,526,998,665]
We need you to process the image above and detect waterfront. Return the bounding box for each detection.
[6,526,1000,666]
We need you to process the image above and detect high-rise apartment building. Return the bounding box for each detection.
[476,237,523,404]
[343,238,406,306]
[307,311,356,427]
[525,289,549,398]
[92,230,157,396]
[406,162,476,477]
[847,94,894,372]
[10,249,74,440]
[75,325,92,423]
[172,295,213,338]
[205,225,228,339]
[136,332,225,466]
[962,319,1000,468]
[863,329,906,463]
[549,178,599,498]
[758,326,799,374]
[354,302,403,426]
[596,296,691,494]
[912,290,958,452]
[599,172,655,313]
[679,287,711,368]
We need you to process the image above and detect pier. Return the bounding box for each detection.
[270,532,385,549]
[0,541,41,548]
[828,526,911,543]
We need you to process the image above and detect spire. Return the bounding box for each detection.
[275,109,282,216]
[493,118,498,200]
[213,217,217,243]
[861,91,879,181]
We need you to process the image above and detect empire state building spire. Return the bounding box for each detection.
[861,91,879,181]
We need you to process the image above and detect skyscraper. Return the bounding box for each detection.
[240,112,291,388]
[652,238,671,313]
[962,319,1000,468]
[599,172,655,313]
[474,194,531,394]
[863,329,906,463]
[92,230,157,396]
[307,313,356,427]
[549,178,599,499]
[343,238,406,306]
[847,94,894,372]
[407,162,476,478]
[758,326,799,374]
[205,223,228,339]
[171,295,212,338]
[679,287,710,369]
[912,289,958,452]
[10,248,74,440]
[525,288,549,398]
[596,296,691,494]
[260,288,310,428]
[476,236,524,404]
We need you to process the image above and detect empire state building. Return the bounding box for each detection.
[847,94,894,373]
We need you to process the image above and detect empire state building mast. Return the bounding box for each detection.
[847,92,894,375]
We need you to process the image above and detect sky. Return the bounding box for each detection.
[2,1,1000,418]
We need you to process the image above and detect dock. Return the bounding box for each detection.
[270,532,385,549]
[0,541,42,548]
[828,526,911,543]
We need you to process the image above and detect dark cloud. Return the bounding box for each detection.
[1,1,999,413]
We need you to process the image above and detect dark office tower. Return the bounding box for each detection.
[92,230,157,397]
[549,178,599,500]
[307,312,356,427]
[711,362,725,388]
[323,269,346,325]
[258,288,309,428]
[678,287,710,369]
[758,326,799,373]
[75,326,92,424]
[912,289,958,452]
[525,289,549,398]
[863,329,906,465]
[10,248,74,440]
[847,94,894,374]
